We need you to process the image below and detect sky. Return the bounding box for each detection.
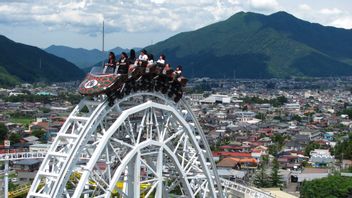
[0,0,351,50]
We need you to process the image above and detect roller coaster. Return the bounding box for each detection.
[0,64,274,197]
[78,63,187,105]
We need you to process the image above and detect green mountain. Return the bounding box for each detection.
[0,35,84,85]
[45,45,138,69]
[45,45,106,68]
[146,11,352,78]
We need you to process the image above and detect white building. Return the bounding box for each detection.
[309,149,334,167]
[200,94,231,104]
[29,144,51,153]
[234,111,260,124]
[284,103,300,111]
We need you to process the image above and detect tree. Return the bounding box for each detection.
[273,116,283,121]
[270,158,283,187]
[268,145,278,156]
[242,105,248,111]
[255,112,266,121]
[40,107,51,114]
[300,175,352,198]
[262,155,269,166]
[9,133,21,144]
[271,96,288,107]
[32,129,46,138]
[32,129,47,143]
[271,134,286,153]
[253,164,270,188]
[277,96,288,105]
[0,123,8,141]
[339,108,352,119]
[291,115,302,122]
[334,133,352,160]
[304,141,321,157]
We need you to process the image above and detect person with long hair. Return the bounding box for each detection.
[107,52,116,67]
[116,52,129,75]
[156,54,166,65]
[129,49,136,63]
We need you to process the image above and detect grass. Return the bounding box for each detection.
[0,172,17,179]
[10,117,34,126]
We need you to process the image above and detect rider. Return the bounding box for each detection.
[116,52,129,75]
[135,49,148,66]
[156,54,166,65]
[106,52,116,70]
[162,63,172,76]
[129,49,136,63]
[147,53,154,65]
[173,65,182,80]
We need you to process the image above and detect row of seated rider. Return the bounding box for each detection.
[106,49,182,79]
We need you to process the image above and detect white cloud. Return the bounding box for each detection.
[320,8,342,15]
[0,0,351,38]
[150,0,167,4]
[0,0,243,35]
[299,4,311,11]
[330,16,352,29]
[247,0,279,12]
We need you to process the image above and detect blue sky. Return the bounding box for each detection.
[0,0,351,50]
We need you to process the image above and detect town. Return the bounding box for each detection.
[1,77,352,197]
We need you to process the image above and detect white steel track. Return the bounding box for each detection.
[28,98,112,198]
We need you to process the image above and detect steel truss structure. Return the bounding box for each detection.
[27,92,273,198]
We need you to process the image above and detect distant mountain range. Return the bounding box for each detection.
[45,45,140,69]
[1,11,352,86]
[146,11,352,78]
[0,35,84,86]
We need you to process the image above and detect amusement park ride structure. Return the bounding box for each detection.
[1,65,274,197]
[1,93,273,198]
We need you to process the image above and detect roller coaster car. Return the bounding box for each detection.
[154,69,174,93]
[78,66,127,97]
[127,63,147,92]
[141,63,163,91]
[168,76,188,102]
[78,62,188,104]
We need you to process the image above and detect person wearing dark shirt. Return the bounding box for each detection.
[116,52,129,75]
[129,49,136,63]
[107,52,116,67]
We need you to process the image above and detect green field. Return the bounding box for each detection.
[10,117,34,126]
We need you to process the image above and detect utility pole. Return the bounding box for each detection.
[102,20,105,67]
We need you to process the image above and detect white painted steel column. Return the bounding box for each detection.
[155,147,163,198]
[4,160,9,198]
[133,151,141,197]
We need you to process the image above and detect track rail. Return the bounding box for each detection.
[28,98,111,198]
[221,178,274,198]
